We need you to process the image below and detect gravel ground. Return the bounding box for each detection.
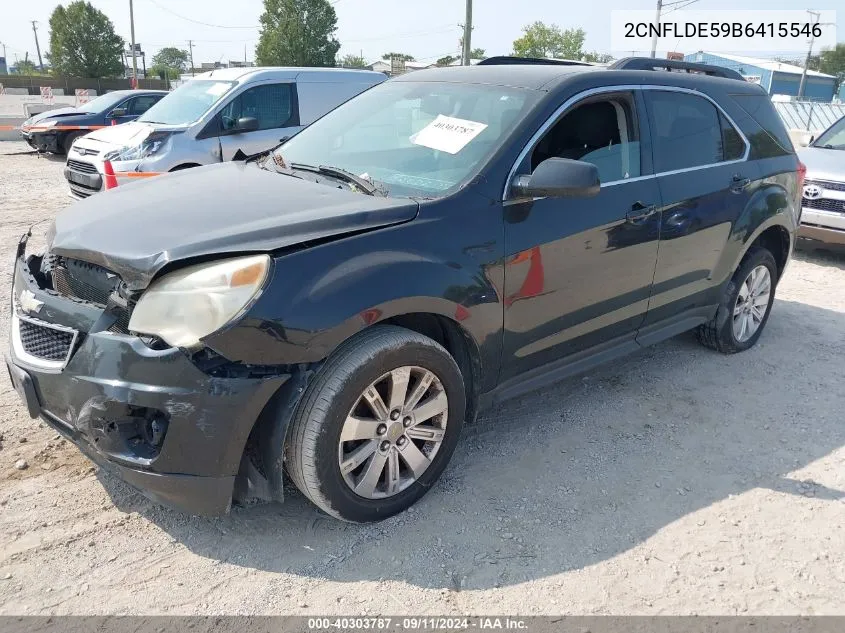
[0,142,844,615]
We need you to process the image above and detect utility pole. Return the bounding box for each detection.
[30,21,44,71]
[649,0,662,58]
[798,10,821,99]
[129,0,138,87]
[461,0,472,66]
[188,40,195,76]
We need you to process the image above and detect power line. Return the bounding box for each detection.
[144,0,258,29]
[663,0,702,16]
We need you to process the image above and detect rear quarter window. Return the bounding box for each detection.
[729,94,795,159]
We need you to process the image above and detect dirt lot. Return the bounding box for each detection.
[0,142,844,615]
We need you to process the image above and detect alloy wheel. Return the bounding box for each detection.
[338,366,448,499]
[732,264,771,343]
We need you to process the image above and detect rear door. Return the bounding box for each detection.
[217,82,301,160]
[640,88,754,329]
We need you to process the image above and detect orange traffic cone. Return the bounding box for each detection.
[103,160,118,190]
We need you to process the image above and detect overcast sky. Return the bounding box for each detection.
[1,0,841,69]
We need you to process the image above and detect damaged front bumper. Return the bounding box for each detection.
[6,242,289,515]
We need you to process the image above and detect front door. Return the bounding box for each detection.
[640,88,756,327]
[501,89,662,381]
[217,82,301,160]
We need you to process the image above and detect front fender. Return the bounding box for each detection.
[203,209,505,390]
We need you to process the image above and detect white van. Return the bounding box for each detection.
[64,67,386,198]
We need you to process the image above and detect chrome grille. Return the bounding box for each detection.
[803,198,845,214]
[66,159,98,174]
[805,179,845,193]
[18,318,75,362]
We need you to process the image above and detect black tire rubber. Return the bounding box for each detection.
[283,325,466,522]
[697,246,778,354]
[61,131,84,155]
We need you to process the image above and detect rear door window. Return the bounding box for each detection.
[730,93,794,157]
[220,83,295,132]
[645,91,725,173]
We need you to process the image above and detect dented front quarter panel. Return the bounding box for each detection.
[203,187,507,393]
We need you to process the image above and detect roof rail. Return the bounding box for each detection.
[477,56,594,67]
[608,57,745,81]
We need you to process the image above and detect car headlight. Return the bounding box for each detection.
[105,132,171,162]
[35,120,58,129]
[128,255,270,349]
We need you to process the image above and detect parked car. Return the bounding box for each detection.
[20,90,167,155]
[63,67,386,199]
[8,58,801,522]
[797,114,845,247]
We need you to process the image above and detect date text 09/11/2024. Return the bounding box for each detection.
[307,617,528,630]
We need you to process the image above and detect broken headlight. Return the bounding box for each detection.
[128,255,270,349]
[106,131,171,162]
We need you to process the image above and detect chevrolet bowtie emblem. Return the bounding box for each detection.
[18,289,43,315]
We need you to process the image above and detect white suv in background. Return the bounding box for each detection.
[64,66,386,198]
[798,115,845,248]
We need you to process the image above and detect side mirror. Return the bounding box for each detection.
[234,116,260,133]
[512,158,601,199]
[799,133,814,147]
[109,107,128,118]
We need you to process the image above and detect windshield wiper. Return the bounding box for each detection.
[290,163,382,196]
[254,153,304,178]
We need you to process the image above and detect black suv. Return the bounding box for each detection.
[7,58,802,522]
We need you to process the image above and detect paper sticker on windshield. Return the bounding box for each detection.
[411,115,488,154]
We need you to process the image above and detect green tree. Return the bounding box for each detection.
[582,51,614,64]
[512,22,585,60]
[256,0,340,67]
[14,59,40,75]
[817,43,845,92]
[436,55,457,66]
[47,1,124,77]
[381,52,415,61]
[150,47,189,80]
[470,47,486,59]
[339,53,367,68]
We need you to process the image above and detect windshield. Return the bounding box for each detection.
[275,81,537,197]
[138,80,235,125]
[813,116,845,149]
[78,92,131,114]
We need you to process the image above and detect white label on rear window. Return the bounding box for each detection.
[411,115,488,154]
[206,83,230,96]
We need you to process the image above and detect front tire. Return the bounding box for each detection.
[697,246,778,353]
[283,325,466,522]
[61,131,84,155]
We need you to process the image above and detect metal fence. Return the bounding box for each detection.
[0,74,170,94]
[773,100,845,133]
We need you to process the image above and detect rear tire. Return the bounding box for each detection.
[697,246,777,353]
[283,325,465,522]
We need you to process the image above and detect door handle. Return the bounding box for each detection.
[731,175,751,193]
[626,201,657,223]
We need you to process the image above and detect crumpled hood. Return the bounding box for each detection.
[47,162,419,290]
[27,107,83,125]
[798,146,845,183]
[79,121,187,147]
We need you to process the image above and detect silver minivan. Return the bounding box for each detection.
[64,66,386,198]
